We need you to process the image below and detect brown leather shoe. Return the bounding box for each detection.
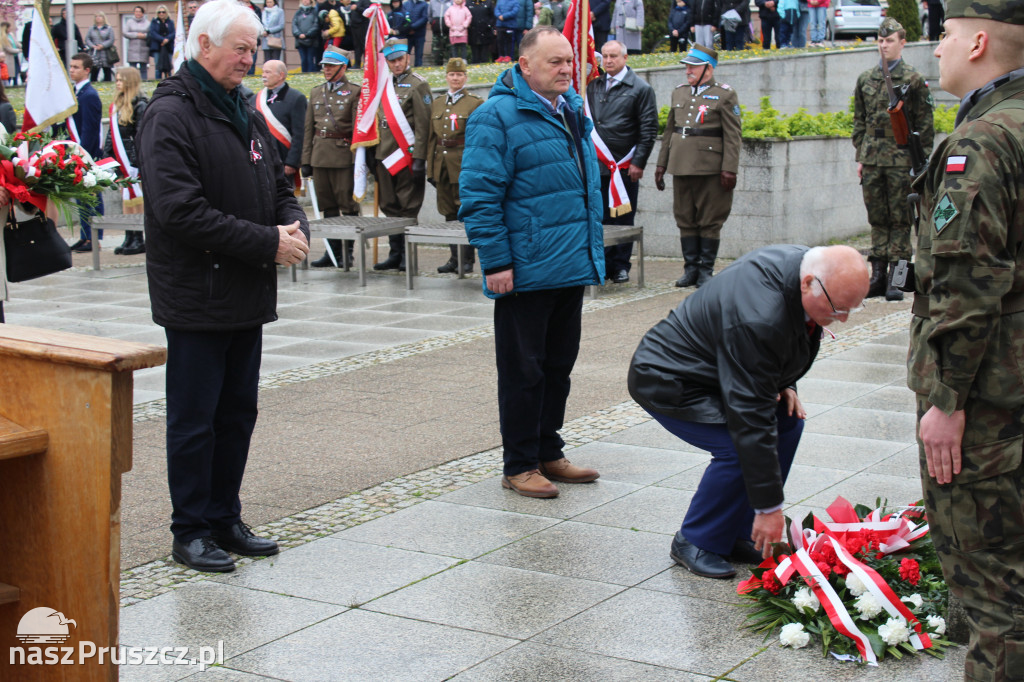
[539,458,600,483]
[501,470,559,498]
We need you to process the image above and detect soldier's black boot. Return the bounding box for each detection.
[373,252,403,270]
[867,258,886,298]
[675,236,701,288]
[312,239,343,267]
[885,261,905,301]
[121,231,146,255]
[696,238,720,288]
[114,232,132,255]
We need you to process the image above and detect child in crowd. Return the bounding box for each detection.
[445,0,472,59]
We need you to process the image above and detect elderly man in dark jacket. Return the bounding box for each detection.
[585,40,657,284]
[628,244,868,578]
[137,0,310,574]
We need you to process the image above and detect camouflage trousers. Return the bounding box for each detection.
[916,395,1024,681]
[861,164,913,261]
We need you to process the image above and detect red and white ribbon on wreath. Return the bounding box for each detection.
[109,103,143,203]
[380,78,415,175]
[816,497,929,556]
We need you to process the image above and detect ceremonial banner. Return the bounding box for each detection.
[352,0,390,200]
[172,1,186,73]
[24,3,77,133]
[561,0,599,98]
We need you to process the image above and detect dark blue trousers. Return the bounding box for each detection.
[78,194,104,241]
[165,327,262,542]
[646,403,803,555]
[494,286,584,476]
[601,173,639,275]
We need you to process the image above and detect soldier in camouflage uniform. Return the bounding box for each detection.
[908,1,1024,679]
[301,47,360,267]
[853,17,934,301]
[373,38,432,271]
[426,57,482,273]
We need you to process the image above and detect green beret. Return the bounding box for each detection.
[945,0,1024,24]
[878,17,903,36]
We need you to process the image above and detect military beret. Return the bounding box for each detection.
[946,0,1024,24]
[681,44,717,67]
[878,17,904,36]
[446,57,468,73]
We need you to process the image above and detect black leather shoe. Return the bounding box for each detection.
[729,539,765,564]
[373,253,403,271]
[172,537,235,573]
[612,269,629,284]
[70,239,92,253]
[212,522,279,557]
[437,258,458,273]
[670,533,736,579]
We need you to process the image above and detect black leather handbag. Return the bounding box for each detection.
[3,208,73,283]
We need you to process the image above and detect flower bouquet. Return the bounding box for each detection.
[737,497,952,665]
[0,127,123,226]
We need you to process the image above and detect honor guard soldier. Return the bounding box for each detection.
[852,17,934,301]
[427,57,482,274]
[301,47,361,267]
[908,0,1024,678]
[373,38,432,272]
[654,44,742,289]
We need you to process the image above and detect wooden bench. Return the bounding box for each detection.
[404,222,472,290]
[87,215,145,271]
[0,325,165,680]
[305,216,416,286]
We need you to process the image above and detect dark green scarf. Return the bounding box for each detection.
[186,60,249,139]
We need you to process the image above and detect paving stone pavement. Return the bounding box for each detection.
[3,251,966,679]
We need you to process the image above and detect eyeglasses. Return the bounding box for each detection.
[814,276,864,316]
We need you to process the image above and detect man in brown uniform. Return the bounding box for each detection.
[426,57,483,274]
[301,46,361,267]
[373,38,432,271]
[654,44,742,289]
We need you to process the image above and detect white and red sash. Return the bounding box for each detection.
[108,103,143,207]
[381,77,415,175]
[65,114,80,145]
[256,88,292,149]
[584,97,634,217]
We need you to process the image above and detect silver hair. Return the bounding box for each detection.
[800,245,869,295]
[601,40,626,56]
[185,0,263,60]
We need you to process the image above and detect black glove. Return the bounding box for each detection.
[411,158,426,178]
[301,164,313,178]
[720,171,737,191]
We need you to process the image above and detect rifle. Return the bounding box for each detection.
[880,46,928,177]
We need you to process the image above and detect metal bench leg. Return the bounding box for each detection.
[358,234,367,287]
[637,237,644,289]
[406,237,414,290]
[456,245,464,280]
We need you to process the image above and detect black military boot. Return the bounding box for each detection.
[374,252,403,271]
[885,261,905,301]
[121,231,146,255]
[675,236,701,288]
[114,232,132,255]
[696,238,720,288]
[867,258,886,298]
[312,239,343,267]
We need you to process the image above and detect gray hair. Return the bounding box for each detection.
[601,40,626,56]
[800,245,869,295]
[185,0,263,60]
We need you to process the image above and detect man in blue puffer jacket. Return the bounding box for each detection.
[460,25,604,499]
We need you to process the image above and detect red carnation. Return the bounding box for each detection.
[762,571,783,595]
[899,558,921,586]
[816,561,832,579]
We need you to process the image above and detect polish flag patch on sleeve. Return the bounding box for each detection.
[946,155,967,173]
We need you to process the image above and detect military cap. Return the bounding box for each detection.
[878,17,904,36]
[946,0,1024,24]
[446,57,468,73]
[381,39,409,60]
[680,44,718,68]
[320,46,351,66]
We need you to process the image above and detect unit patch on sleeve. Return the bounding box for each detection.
[933,192,960,234]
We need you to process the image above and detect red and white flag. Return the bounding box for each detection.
[352,0,390,200]
[172,1,186,73]
[23,3,77,133]
[562,0,599,99]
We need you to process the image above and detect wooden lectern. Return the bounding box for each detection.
[0,325,165,680]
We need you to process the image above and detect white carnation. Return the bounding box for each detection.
[791,587,820,613]
[878,617,911,646]
[81,172,97,188]
[845,573,867,596]
[98,169,117,183]
[926,614,946,635]
[901,593,924,610]
[779,622,810,648]
[854,593,882,619]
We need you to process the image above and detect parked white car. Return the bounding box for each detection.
[826,0,884,40]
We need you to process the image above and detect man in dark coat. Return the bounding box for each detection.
[136,0,310,574]
[256,60,308,182]
[585,40,658,284]
[628,245,868,578]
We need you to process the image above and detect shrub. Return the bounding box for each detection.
[887,0,922,42]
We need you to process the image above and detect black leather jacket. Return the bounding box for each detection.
[137,67,308,331]
[627,245,820,509]
[585,67,659,173]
